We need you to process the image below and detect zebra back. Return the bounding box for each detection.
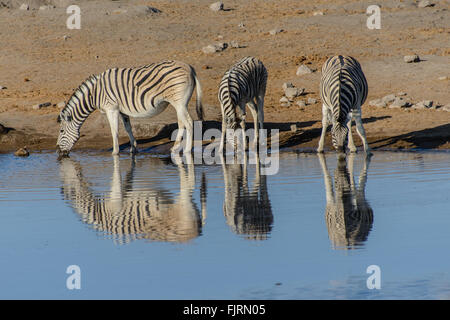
[218,56,267,127]
[320,55,368,124]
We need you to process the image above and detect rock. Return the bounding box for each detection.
[418,0,434,8]
[313,11,324,16]
[280,97,290,103]
[32,102,51,110]
[238,22,245,28]
[14,147,29,157]
[296,100,306,107]
[296,64,313,76]
[396,92,407,96]
[368,99,386,108]
[19,4,29,10]
[269,28,283,35]
[441,105,450,112]
[282,82,294,91]
[202,42,227,53]
[389,97,409,109]
[210,2,224,12]
[307,98,317,105]
[284,87,304,100]
[57,101,66,109]
[438,76,448,80]
[39,5,55,10]
[0,85,6,90]
[229,40,242,48]
[412,100,433,109]
[404,54,420,63]
[381,94,396,104]
[290,124,298,132]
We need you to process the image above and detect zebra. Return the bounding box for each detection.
[221,153,273,240]
[57,60,204,157]
[318,153,373,249]
[59,155,206,244]
[218,56,268,153]
[317,55,371,155]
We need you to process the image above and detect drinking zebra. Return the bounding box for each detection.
[59,155,206,244]
[57,60,204,157]
[317,55,371,154]
[318,153,373,249]
[218,56,268,153]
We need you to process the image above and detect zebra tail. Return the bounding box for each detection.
[193,69,204,121]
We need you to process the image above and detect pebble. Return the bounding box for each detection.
[282,82,294,91]
[307,97,317,105]
[441,105,450,112]
[57,102,66,109]
[296,65,313,76]
[412,100,433,109]
[269,28,284,35]
[389,97,408,109]
[313,11,324,16]
[296,100,306,107]
[381,94,396,104]
[418,0,433,8]
[14,147,29,157]
[202,42,227,53]
[0,85,6,90]
[404,54,420,63]
[396,92,407,96]
[284,87,304,100]
[438,76,448,80]
[280,97,290,103]
[32,102,52,110]
[230,40,242,49]
[39,5,55,10]
[210,2,224,12]
[369,99,387,108]
[19,4,29,10]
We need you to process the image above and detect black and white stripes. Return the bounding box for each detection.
[317,55,370,154]
[218,56,268,152]
[57,60,203,156]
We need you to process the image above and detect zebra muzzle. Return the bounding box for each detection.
[56,146,70,160]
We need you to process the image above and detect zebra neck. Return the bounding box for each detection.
[66,77,99,127]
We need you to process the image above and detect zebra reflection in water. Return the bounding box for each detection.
[221,155,273,240]
[59,155,206,244]
[318,154,373,249]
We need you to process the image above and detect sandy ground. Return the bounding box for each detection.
[0,0,449,154]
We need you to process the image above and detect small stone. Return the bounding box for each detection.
[202,42,227,54]
[296,65,313,76]
[396,92,407,96]
[296,100,306,107]
[19,4,29,10]
[369,99,386,108]
[438,76,448,80]
[238,22,245,28]
[57,102,66,109]
[404,55,420,63]
[269,28,283,35]
[418,0,433,8]
[230,40,241,48]
[62,35,70,41]
[280,97,290,103]
[307,97,317,105]
[441,105,450,112]
[282,82,294,91]
[210,2,224,12]
[32,102,52,110]
[39,5,55,10]
[389,97,408,109]
[382,94,396,104]
[0,85,6,90]
[202,65,212,70]
[290,124,298,132]
[412,100,433,109]
[313,11,324,16]
[14,147,29,157]
[284,87,304,100]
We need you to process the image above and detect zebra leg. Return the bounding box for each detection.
[172,118,186,153]
[175,105,194,153]
[317,104,330,153]
[347,115,357,153]
[247,101,259,150]
[354,110,371,155]
[120,114,137,154]
[106,109,121,155]
[219,119,226,154]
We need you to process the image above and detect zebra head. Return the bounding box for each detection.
[331,123,349,153]
[56,108,79,158]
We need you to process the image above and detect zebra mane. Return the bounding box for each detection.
[61,74,98,119]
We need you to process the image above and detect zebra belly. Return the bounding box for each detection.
[121,101,170,118]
